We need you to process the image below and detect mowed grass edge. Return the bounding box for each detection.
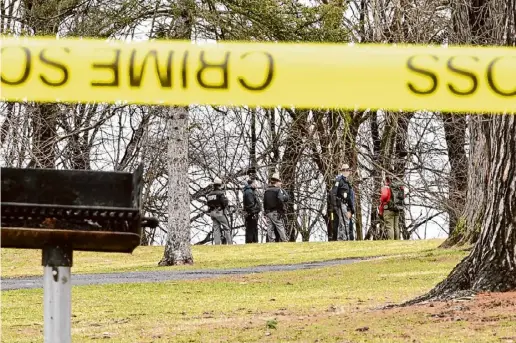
[2,239,444,278]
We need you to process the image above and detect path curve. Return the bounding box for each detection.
[1,256,376,291]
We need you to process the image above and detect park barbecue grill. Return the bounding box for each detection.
[1,164,158,252]
[1,164,158,343]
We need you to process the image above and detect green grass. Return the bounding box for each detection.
[2,239,443,278]
[5,242,512,343]
[3,240,513,342]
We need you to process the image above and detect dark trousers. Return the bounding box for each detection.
[245,214,259,243]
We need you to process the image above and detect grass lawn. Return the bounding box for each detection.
[3,241,514,342]
[2,239,443,278]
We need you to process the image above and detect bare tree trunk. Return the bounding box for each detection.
[345,114,363,240]
[159,107,194,265]
[23,0,67,169]
[440,113,469,246]
[159,0,194,266]
[280,112,306,242]
[30,104,58,168]
[392,113,412,240]
[365,112,384,240]
[249,109,257,178]
[406,114,516,303]
[268,109,280,176]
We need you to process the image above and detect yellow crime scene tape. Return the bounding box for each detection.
[1,36,515,113]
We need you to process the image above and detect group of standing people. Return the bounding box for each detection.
[206,173,290,245]
[242,173,290,243]
[205,163,404,244]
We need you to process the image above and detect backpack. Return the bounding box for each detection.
[387,181,405,212]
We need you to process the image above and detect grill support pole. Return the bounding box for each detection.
[43,245,73,343]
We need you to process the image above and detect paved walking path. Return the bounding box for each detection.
[2,256,375,290]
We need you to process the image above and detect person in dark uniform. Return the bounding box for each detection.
[243,179,262,243]
[330,164,355,241]
[206,177,232,244]
[263,173,289,243]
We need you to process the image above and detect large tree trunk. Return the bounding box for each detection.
[159,107,194,266]
[440,0,509,247]
[440,113,468,243]
[406,0,515,301]
[406,115,516,303]
[280,112,307,242]
[159,0,194,266]
[441,116,487,247]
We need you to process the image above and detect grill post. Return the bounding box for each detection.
[43,245,73,343]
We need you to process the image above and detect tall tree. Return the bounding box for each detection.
[408,115,516,302]
[406,0,516,303]
[23,0,76,169]
[159,0,195,266]
[439,0,513,247]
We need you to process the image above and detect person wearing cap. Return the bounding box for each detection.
[206,177,232,245]
[263,173,289,242]
[330,164,355,241]
[242,179,262,243]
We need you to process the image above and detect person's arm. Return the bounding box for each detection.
[220,193,229,208]
[278,188,289,203]
[348,187,356,214]
[243,191,254,212]
[380,186,390,204]
[254,192,262,213]
[378,186,390,215]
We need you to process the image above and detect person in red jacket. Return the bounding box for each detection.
[378,176,400,240]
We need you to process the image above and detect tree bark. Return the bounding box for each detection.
[440,0,508,247]
[268,109,280,177]
[159,0,194,266]
[23,1,68,169]
[249,108,257,178]
[406,0,515,301]
[440,113,468,240]
[345,113,363,240]
[406,114,516,303]
[159,107,194,266]
[365,112,382,240]
[280,111,306,242]
[392,113,412,240]
[441,116,483,248]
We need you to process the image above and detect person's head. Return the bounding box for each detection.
[270,173,282,186]
[340,163,352,178]
[385,176,391,185]
[247,179,257,189]
[213,177,222,189]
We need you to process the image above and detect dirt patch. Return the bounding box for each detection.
[396,291,516,321]
[374,291,516,341]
